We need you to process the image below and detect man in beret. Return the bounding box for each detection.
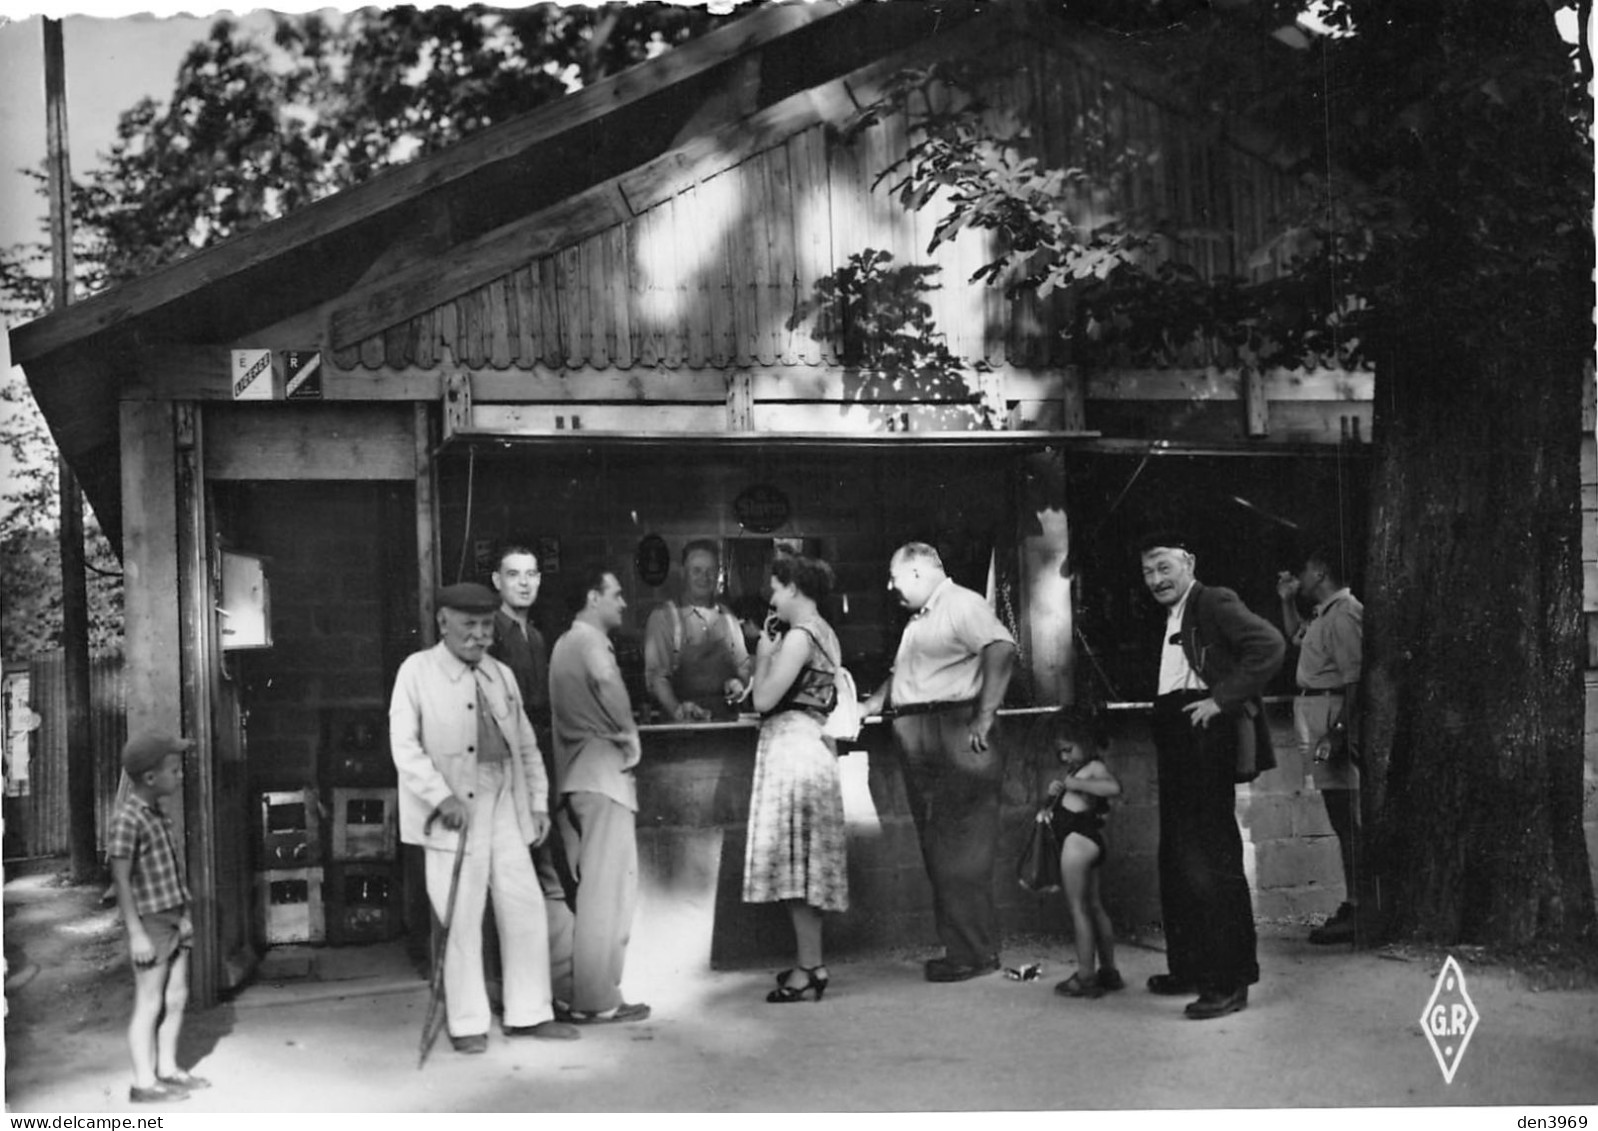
[389,582,578,1053]
[1139,533,1283,1020]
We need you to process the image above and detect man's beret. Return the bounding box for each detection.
[122,732,193,778]
[437,582,499,613]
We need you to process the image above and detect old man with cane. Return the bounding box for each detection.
[391,582,579,1055]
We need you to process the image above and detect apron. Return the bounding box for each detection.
[672,607,742,720]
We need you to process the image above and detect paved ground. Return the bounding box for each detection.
[5,871,1597,1114]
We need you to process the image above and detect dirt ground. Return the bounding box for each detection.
[5,869,1598,1115]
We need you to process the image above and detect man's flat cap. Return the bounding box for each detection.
[1136,531,1194,556]
[437,582,499,613]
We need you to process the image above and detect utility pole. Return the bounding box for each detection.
[44,17,97,883]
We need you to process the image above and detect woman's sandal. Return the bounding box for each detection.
[1054,971,1106,999]
[767,964,829,1003]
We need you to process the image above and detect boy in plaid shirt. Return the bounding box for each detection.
[107,732,211,1103]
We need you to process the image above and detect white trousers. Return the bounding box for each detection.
[424,761,553,1036]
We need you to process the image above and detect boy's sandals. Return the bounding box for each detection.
[1097,967,1126,992]
[1054,972,1106,999]
[157,1072,212,1091]
[129,1084,189,1104]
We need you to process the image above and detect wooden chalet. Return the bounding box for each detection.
[10,0,1378,1005]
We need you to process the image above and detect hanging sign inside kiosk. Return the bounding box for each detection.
[635,534,671,587]
[734,483,791,534]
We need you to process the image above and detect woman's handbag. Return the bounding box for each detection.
[1016,807,1063,893]
[822,667,863,742]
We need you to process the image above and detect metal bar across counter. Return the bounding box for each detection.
[635,705,1061,734]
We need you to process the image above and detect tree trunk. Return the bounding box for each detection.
[1360,273,1595,948]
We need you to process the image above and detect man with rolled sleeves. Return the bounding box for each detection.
[643,540,752,722]
[1140,533,1283,1019]
[389,582,577,1053]
[1278,547,1364,944]
[548,565,651,1024]
[862,542,1016,982]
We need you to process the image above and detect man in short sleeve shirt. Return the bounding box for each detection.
[1278,547,1364,944]
[864,542,1016,982]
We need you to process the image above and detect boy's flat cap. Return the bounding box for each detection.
[122,732,193,778]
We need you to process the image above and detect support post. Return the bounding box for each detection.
[44,17,96,883]
[174,403,220,1007]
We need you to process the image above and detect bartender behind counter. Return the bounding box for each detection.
[643,540,754,722]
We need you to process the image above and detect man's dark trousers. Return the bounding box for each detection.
[1152,691,1259,991]
[893,707,1002,967]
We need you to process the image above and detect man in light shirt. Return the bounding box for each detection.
[863,542,1016,982]
[1139,533,1283,1020]
[1278,548,1364,944]
[548,565,651,1024]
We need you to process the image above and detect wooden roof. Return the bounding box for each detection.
[10,0,1322,552]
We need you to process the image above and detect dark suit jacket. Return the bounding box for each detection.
[1176,582,1286,776]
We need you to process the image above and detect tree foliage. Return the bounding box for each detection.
[852,1,1589,378]
[789,248,997,429]
[3,4,742,307]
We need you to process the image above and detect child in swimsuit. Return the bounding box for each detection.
[1045,707,1122,999]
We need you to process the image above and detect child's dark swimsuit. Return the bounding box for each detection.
[1049,795,1108,855]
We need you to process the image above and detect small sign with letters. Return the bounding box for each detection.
[734,483,791,534]
[231,349,274,401]
[283,350,323,400]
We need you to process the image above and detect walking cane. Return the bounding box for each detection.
[418,818,469,1070]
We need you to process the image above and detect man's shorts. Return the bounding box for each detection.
[132,908,190,965]
[1294,694,1359,791]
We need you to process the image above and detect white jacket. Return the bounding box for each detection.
[389,642,548,851]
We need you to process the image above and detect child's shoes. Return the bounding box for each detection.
[1097,967,1126,992]
[129,1083,189,1104]
[157,1072,211,1091]
[1054,971,1106,999]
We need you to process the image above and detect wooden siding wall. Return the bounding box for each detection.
[9,652,127,860]
[333,40,1311,381]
